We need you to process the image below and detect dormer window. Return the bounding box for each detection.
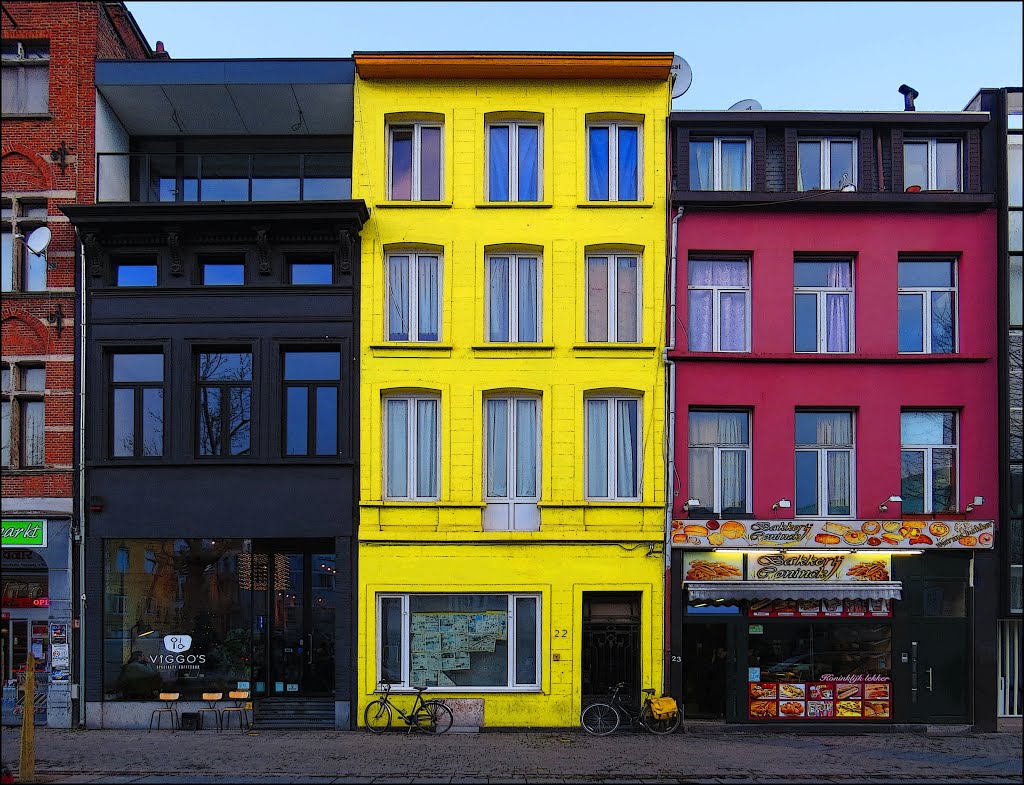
[690,138,750,191]
[904,139,961,192]
[798,138,856,191]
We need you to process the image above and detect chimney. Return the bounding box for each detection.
[154,40,171,60]
[898,84,919,111]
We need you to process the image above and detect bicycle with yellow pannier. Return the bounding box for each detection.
[580,682,682,735]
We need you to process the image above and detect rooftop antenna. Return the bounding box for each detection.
[899,84,919,111]
[670,55,693,100]
[728,98,763,111]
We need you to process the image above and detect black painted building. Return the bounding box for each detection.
[62,58,367,729]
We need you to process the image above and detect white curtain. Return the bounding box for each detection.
[488,257,510,341]
[515,399,538,498]
[827,451,851,515]
[417,256,439,341]
[815,412,852,446]
[486,399,508,498]
[689,411,746,445]
[387,256,409,340]
[385,399,408,497]
[825,263,851,352]
[586,400,608,497]
[517,257,538,342]
[720,450,746,512]
[616,400,639,497]
[687,447,713,510]
[616,257,639,341]
[416,399,438,497]
[720,141,748,190]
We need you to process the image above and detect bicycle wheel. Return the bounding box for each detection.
[363,699,393,733]
[642,706,681,735]
[416,700,454,735]
[580,702,620,736]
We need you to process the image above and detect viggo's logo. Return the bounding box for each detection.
[163,634,193,653]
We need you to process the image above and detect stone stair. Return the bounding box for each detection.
[253,697,335,730]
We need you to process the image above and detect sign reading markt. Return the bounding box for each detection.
[1,520,47,548]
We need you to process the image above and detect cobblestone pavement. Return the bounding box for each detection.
[3,725,1021,784]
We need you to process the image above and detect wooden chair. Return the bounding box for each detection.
[196,692,223,731]
[149,692,180,732]
[221,689,250,731]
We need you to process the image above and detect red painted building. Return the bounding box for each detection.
[1,1,158,727]
[665,108,1001,730]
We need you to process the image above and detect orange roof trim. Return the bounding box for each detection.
[354,52,675,81]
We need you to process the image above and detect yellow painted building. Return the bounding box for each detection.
[353,52,673,727]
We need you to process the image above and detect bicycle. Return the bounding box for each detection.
[363,679,454,734]
[580,682,682,736]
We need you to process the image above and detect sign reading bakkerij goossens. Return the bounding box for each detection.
[1,520,47,548]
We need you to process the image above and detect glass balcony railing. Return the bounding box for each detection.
[97,152,352,203]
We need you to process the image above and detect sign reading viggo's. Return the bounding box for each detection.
[671,518,994,550]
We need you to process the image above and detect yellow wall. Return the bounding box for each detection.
[354,63,671,727]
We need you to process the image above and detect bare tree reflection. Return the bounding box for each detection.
[198,352,251,456]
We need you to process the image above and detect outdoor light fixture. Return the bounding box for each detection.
[867,550,923,556]
[878,495,903,512]
[683,498,701,511]
[771,499,792,510]
[965,495,986,513]
[786,550,852,556]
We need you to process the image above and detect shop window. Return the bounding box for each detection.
[588,121,641,201]
[388,122,442,201]
[386,252,441,341]
[1,362,45,468]
[283,349,341,457]
[586,252,640,342]
[585,396,641,500]
[110,352,164,458]
[798,137,856,191]
[1,199,48,292]
[195,351,252,457]
[898,260,957,353]
[748,621,892,683]
[688,411,751,516]
[690,137,750,191]
[904,138,961,192]
[487,119,541,202]
[900,411,958,514]
[376,593,540,689]
[487,252,540,342]
[794,260,854,353]
[795,411,854,517]
[688,259,750,351]
[1,41,49,115]
[384,394,439,500]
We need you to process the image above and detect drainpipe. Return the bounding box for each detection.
[75,227,87,727]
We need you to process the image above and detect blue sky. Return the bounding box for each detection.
[124,2,1022,112]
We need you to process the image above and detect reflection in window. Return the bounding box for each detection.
[749,622,892,682]
[798,138,856,191]
[116,263,158,287]
[898,260,956,353]
[904,139,961,191]
[290,263,333,285]
[283,350,341,456]
[196,352,252,456]
[901,411,958,513]
[795,411,854,517]
[389,123,442,201]
[690,137,750,191]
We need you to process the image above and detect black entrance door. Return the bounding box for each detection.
[581,592,641,706]
[254,542,335,697]
[908,621,970,723]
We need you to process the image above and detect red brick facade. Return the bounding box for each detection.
[1,2,155,504]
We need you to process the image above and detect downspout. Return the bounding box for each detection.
[75,227,87,727]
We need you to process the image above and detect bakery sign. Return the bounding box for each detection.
[671,518,994,550]
[684,551,892,583]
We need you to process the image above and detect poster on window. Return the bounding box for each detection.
[410,611,508,688]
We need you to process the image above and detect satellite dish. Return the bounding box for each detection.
[25,226,52,255]
[670,55,692,99]
[728,98,763,111]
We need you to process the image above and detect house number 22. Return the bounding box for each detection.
[553,628,569,638]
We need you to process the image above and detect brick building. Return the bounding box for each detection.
[2,1,158,727]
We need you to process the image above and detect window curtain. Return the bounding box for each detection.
[489,126,510,201]
[417,256,439,341]
[616,400,639,498]
[815,412,852,446]
[587,257,609,341]
[798,141,820,191]
[586,400,608,497]
[416,399,438,497]
[518,126,539,201]
[826,451,851,515]
[935,142,960,191]
[386,399,408,497]
[1,64,48,115]
[825,262,852,352]
[720,450,746,512]
[615,257,639,341]
[688,289,713,351]
[689,261,747,351]
[488,257,510,341]
[689,411,747,446]
[720,141,748,190]
[387,256,409,340]
[689,141,712,190]
[517,257,538,342]
[617,127,638,200]
[419,127,442,200]
[720,292,747,351]
[486,399,508,498]
[687,447,714,510]
[588,127,609,200]
[515,399,538,498]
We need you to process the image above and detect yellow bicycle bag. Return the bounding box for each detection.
[650,696,679,720]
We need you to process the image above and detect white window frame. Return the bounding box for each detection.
[690,137,752,191]
[687,411,752,515]
[903,138,962,192]
[485,120,542,202]
[486,253,541,343]
[2,198,49,293]
[483,395,541,532]
[587,121,643,201]
[794,411,856,519]
[585,395,642,501]
[1,361,45,468]
[387,122,443,201]
[900,411,960,514]
[385,252,442,342]
[793,260,854,354]
[375,593,542,692]
[898,260,958,354]
[585,252,642,343]
[687,259,751,352]
[383,394,440,501]
[797,137,858,191]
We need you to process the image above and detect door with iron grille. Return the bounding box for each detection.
[581,592,641,707]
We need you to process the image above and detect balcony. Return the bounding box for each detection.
[97,152,351,203]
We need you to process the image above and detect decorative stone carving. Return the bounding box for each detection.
[338,228,356,273]
[85,233,103,277]
[167,231,183,276]
[256,228,271,275]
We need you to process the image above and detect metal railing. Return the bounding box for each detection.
[97,152,352,203]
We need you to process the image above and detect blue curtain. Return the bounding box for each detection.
[617,127,638,200]
[488,257,510,341]
[518,126,539,201]
[489,126,510,201]
[589,127,609,200]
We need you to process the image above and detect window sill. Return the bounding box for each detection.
[475,202,553,209]
[573,343,658,352]
[1,113,53,120]
[376,200,453,208]
[471,343,555,352]
[368,342,453,357]
[669,351,989,363]
[361,500,487,508]
[381,686,543,694]
[538,500,664,509]
[577,201,654,208]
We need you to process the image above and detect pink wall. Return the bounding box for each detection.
[670,209,999,523]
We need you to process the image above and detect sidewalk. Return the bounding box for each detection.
[2,726,1022,784]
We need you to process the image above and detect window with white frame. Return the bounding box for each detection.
[1,41,49,115]
[484,396,540,531]
[901,411,958,514]
[586,396,640,500]
[377,593,540,689]
[587,121,641,201]
[487,120,541,202]
[795,411,854,517]
[898,260,957,353]
[2,199,49,293]
[386,252,441,341]
[904,138,962,192]
[798,137,857,191]
[688,259,750,352]
[586,253,640,342]
[689,137,751,191]
[688,411,751,516]
[794,260,854,353]
[384,395,439,500]
[388,122,443,201]
[487,253,540,342]
[1,362,45,468]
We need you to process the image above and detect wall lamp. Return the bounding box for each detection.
[965,496,985,513]
[878,495,902,512]
[683,498,702,511]
[771,499,791,511]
